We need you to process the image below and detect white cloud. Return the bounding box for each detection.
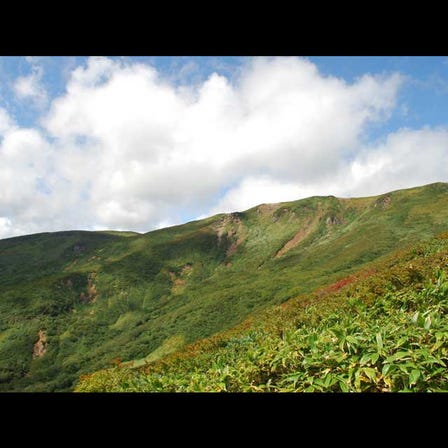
[0,216,12,236]
[13,61,48,108]
[212,127,448,214]
[0,107,15,135]
[44,57,404,223]
[1,56,447,240]
[207,176,304,215]
[344,127,448,197]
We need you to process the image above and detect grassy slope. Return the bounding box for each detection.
[1,182,448,391]
[76,232,448,392]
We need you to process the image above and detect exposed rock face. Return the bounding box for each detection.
[326,215,343,225]
[374,195,392,210]
[214,213,246,256]
[32,330,47,358]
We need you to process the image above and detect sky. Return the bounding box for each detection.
[0,56,448,239]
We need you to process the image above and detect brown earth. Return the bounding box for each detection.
[32,330,47,358]
[275,209,322,258]
[170,264,193,294]
[214,213,246,257]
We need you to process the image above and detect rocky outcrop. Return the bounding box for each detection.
[214,213,246,256]
[32,330,47,358]
[326,215,343,226]
[374,195,391,210]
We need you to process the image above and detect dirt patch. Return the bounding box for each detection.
[170,264,193,295]
[181,264,193,275]
[170,272,186,294]
[32,330,47,359]
[275,210,322,258]
[226,229,245,256]
[214,213,246,256]
[275,226,311,258]
[80,273,98,304]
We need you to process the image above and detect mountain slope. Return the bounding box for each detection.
[1,182,448,391]
[76,231,448,392]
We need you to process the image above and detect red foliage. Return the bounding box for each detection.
[323,276,356,293]
[319,268,377,295]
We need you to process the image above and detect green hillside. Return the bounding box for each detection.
[1,182,448,391]
[77,231,448,392]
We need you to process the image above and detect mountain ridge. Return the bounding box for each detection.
[1,181,448,391]
[4,181,446,244]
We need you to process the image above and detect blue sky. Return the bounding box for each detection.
[0,56,447,238]
[312,56,448,132]
[3,56,448,133]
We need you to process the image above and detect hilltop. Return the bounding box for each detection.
[1,182,448,391]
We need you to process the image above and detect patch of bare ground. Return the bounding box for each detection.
[170,264,193,294]
[214,213,246,257]
[275,210,322,258]
[80,273,98,304]
[32,330,47,358]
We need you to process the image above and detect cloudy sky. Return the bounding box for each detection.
[0,56,447,239]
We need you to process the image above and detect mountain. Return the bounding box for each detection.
[1,182,448,391]
[77,229,448,392]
